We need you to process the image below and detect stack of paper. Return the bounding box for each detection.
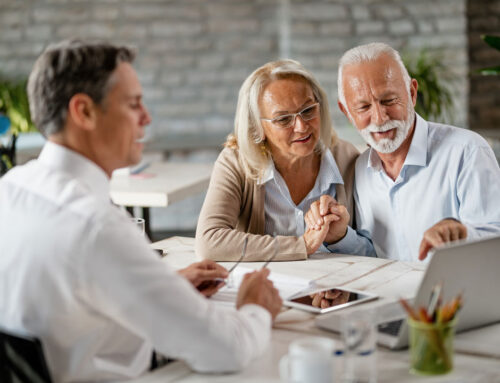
[210,266,317,307]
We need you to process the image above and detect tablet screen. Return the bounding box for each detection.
[287,287,377,313]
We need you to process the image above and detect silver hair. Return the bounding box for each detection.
[227,59,337,181]
[337,42,411,110]
[27,39,135,137]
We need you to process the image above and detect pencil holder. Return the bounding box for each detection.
[408,317,457,375]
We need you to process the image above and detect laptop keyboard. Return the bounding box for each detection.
[378,319,404,336]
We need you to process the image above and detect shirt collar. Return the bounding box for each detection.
[404,113,428,167]
[367,113,428,171]
[38,141,110,201]
[258,149,344,191]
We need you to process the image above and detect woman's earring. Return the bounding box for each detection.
[260,142,267,156]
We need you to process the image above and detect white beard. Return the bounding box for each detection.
[358,106,415,154]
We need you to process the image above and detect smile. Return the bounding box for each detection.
[371,129,395,140]
[292,134,312,143]
[136,133,150,143]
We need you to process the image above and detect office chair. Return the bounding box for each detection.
[0,329,52,383]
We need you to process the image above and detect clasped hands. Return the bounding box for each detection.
[178,259,282,319]
[303,195,350,255]
[304,194,468,260]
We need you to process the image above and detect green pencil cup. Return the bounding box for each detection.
[408,317,457,375]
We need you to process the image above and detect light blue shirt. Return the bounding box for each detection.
[262,149,374,255]
[354,114,500,262]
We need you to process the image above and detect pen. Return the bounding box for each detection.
[215,237,248,284]
[130,162,151,175]
[426,283,442,321]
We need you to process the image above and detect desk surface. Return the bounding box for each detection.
[110,162,213,207]
[131,237,500,383]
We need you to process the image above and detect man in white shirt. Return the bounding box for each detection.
[306,42,500,262]
[0,40,282,381]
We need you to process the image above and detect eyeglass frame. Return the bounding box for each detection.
[259,102,321,130]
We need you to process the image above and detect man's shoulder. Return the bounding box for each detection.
[3,160,111,223]
[427,121,490,151]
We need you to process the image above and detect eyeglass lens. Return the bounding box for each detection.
[273,103,319,129]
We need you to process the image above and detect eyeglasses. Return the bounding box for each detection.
[260,102,320,130]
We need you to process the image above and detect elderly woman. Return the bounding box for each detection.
[196,59,360,261]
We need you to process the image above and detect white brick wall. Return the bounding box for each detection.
[1,0,477,231]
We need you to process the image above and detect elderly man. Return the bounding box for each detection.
[0,40,281,381]
[307,42,500,262]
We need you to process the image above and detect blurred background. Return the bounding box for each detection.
[1,0,499,238]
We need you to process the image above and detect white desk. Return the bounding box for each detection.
[110,162,213,236]
[131,237,500,383]
[110,161,213,208]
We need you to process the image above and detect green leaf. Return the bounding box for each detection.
[0,75,35,135]
[478,66,500,75]
[481,35,500,51]
[402,49,455,123]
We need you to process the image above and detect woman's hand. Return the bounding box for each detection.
[303,213,339,255]
[305,195,350,245]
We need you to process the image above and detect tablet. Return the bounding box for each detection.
[284,287,378,314]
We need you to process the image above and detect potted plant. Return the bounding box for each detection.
[478,35,500,75]
[0,76,36,175]
[402,50,456,123]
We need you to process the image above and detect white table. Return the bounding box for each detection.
[110,161,213,207]
[110,162,213,236]
[131,237,500,383]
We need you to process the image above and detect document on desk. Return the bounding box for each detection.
[455,322,500,358]
[210,266,317,307]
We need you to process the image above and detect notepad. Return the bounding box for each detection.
[210,266,316,307]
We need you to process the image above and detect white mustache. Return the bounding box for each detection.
[366,120,404,133]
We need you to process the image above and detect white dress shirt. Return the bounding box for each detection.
[354,114,500,262]
[262,149,375,255]
[0,142,271,382]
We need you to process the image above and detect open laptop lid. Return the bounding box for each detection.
[412,235,500,332]
[315,235,500,347]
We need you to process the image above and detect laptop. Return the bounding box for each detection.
[315,235,500,349]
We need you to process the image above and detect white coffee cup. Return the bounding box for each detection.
[279,336,336,383]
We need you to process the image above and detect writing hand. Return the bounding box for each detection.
[236,268,282,320]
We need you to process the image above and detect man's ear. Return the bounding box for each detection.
[410,78,418,107]
[338,100,349,119]
[67,93,98,131]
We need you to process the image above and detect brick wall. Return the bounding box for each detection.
[467,0,500,132]
[0,0,474,231]
[1,0,469,135]
[285,0,468,131]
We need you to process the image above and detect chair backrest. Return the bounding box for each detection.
[0,329,52,383]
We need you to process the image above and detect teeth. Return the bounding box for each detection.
[136,132,151,143]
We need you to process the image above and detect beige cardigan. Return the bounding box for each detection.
[195,139,359,261]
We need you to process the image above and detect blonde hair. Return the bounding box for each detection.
[226,59,337,181]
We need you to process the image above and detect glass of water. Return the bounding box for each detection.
[341,309,377,383]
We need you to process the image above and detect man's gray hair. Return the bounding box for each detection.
[228,59,337,181]
[27,39,135,137]
[337,42,411,108]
